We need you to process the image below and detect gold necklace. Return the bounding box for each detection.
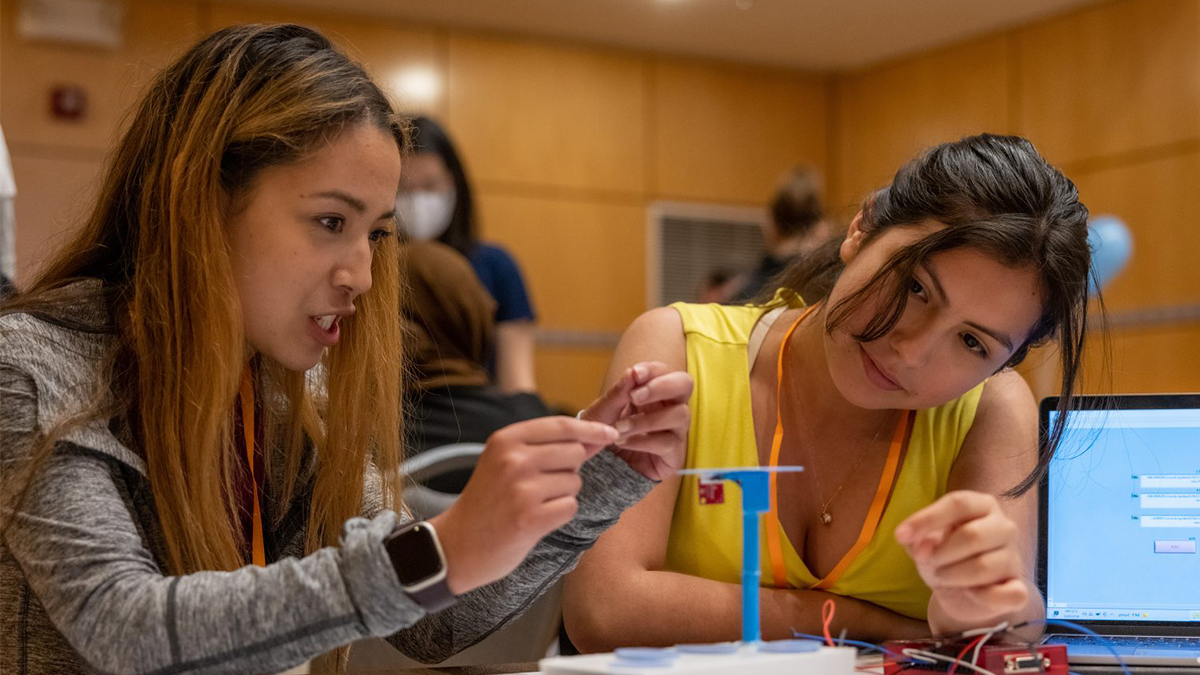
[772,306,892,526]
[812,411,892,526]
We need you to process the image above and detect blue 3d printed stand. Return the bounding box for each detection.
[537,464,858,675]
[675,466,805,643]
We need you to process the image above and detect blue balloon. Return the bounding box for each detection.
[1087,216,1132,295]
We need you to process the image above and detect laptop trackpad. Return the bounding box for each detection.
[1133,648,1200,658]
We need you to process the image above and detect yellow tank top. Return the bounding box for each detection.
[664,299,984,620]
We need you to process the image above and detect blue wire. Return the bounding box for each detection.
[794,619,1131,675]
[1043,619,1132,675]
[790,631,906,658]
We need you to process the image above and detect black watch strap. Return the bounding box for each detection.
[408,578,456,613]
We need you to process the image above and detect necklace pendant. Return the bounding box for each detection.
[820,511,833,525]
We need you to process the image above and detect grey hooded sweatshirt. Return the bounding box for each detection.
[0,283,653,675]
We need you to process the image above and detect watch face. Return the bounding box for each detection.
[386,523,444,586]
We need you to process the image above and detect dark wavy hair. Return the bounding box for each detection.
[774,133,1100,497]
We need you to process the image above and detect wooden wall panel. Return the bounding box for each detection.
[832,35,1012,214]
[1070,151,1200,310]
[11,0,1194,404]
[651,58,827,205]
[2,0,202,284]
[446,34,646,196]
[1016,0,1200,167]
[205,4,444,117]
[1019,321,1200,401]
[1081,323,1200,394]
[8,153,103,283]
[0,0,202,152]
[474,191,646,332]
[534,347,616,412]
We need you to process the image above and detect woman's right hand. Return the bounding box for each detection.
[427,416,619,595]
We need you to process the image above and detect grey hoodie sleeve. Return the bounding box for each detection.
[383,449,655,663]
[1,363,426,675]
[3,359,656,672]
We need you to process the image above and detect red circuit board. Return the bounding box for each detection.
[882,640,1068,675]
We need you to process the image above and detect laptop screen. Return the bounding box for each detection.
[1041,395,1200,625]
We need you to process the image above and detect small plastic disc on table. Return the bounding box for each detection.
[757,639,822,653]
[675,642,740,654]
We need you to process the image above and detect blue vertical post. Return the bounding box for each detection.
[741,505,760,643]
[715,470,770,644]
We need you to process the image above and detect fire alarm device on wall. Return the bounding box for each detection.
[50,85,87,121]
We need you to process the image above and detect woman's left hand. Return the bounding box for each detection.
[580,361,692,481]
[895,490,1030,632]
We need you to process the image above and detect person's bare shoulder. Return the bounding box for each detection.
[606,307,687,382]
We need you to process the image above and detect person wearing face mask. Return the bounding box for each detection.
[0,25,693,675]
[397,116,538,394]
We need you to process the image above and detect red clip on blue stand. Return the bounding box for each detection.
[676,466,804,643]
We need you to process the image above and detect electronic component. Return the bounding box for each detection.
[883,639,1069,675]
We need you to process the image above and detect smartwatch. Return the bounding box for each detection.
[383,520,456,612]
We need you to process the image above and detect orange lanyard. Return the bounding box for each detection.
[239,368,266,567]
[764,306,912,590]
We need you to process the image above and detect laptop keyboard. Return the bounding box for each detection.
[1049,634,1200,650]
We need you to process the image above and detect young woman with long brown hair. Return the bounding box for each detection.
[0,24,691,675]
[565,134,1098,650]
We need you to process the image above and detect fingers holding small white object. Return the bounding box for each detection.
[614,403,690,441]
[497,416,618,448]
[628,370,693,408]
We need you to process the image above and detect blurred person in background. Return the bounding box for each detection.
[401,240,551,492]
[731,164,832,303]
[698,268,739,304]
[397,116,539,393]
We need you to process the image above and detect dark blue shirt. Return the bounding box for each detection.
[469,242,536,323]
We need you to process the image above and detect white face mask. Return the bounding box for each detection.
[397,189,456,241]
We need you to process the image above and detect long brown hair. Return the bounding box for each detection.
[772,134,1101,497]
[2,24,405,578]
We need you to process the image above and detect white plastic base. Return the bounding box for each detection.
[539,643,856,675]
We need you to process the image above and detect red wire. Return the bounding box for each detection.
[821,598,836,646]
[947,634,987,675]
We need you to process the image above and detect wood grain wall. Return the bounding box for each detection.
[2,0,1196,408]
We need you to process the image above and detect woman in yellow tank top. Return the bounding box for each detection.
[565,134,1102,649]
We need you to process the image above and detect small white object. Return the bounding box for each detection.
[17,0,124,48]
[540,643,855,675]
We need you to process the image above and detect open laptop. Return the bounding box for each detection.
[1039,394,1200,668]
